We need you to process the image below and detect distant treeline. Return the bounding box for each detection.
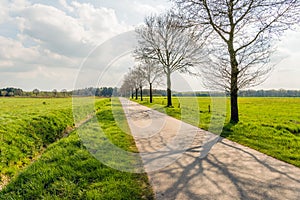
[72,87,116,97]
[1,87,300,97]
[0,87,71,97]
[0,87,117,97]
[74,87,168,97]
[238,89,300,97]
[174,89,300,97]
[0,88,23,96]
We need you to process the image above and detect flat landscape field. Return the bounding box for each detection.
[0,98,74,183]
[134,97,300,167]
[0,98,153,199]
[1,96,299,198]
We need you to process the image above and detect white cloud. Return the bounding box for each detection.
[72,2,131,44]
[59,0,74,12]
[3,66,79,91]
[254,27,300,90]
[1,0,298,91]
[16,3,91,56]
[0,36,39,71]
[278,28,300,55]
[11,2,132,58]
[132,1,168,16]
[0,0,135,90]
[0,35,77,73]
[0,0,9,24]
[0,60,14,68]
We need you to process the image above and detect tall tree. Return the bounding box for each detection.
[132,66,146,101]
[138,60,163,103]
[135,12,207,107]
[120,74,135,98]
[126,68,140,100]
[174,0,300,123]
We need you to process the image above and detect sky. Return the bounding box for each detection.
[0,0,299,91]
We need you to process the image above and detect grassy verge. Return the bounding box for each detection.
[132,97,300,167]
[0,98,74,186]
[0,98,153,199]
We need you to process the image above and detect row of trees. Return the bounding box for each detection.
[120,0,300,123]
[120,13,206,105]
[0,87,115,97]
[31,89,69,97]
[0,88,23,96]
[0,88,71,97]
[239,89,300,97]
[174,90,300,97]
[31,89,70,97]
[73,87,116,97]
[119,62,163,103]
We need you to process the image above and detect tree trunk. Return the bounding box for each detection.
[230,86,239,123]
[131,89,134,99]
[229,45,239,123]
[135,88,138,100]
[167,72,172,107]
[140,86,143,101]
[149,82,153,103]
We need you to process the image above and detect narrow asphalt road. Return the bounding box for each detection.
[120,98,300,200]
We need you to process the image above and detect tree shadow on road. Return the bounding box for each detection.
[146,137,300,200]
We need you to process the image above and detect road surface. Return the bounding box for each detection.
[120,98,300,200]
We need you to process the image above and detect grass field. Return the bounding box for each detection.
[133,97,300,167]
[1,96,299,198]
[0,98,74,186]
[0,98,153,199]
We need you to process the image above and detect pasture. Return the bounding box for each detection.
[0,98,74,185]
[0,98,153,199]
[133,97,300,167]
[1,96,299,198]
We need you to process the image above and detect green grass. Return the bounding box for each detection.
[0,98,153,199]
[133,97,300,167]
[78,98,144,172]
[0,98,74,184]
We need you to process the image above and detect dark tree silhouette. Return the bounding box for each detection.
[33,89,39,97]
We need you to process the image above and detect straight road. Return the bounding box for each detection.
[120,98,300,200]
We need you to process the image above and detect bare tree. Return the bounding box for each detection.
[123,68,140,100]
[132,66,146,101]
[173,0,300,123]
[138,59,163,103]
[135,12,207,107]
[120,74,135,98]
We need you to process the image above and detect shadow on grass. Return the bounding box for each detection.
[221,122,238,138]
